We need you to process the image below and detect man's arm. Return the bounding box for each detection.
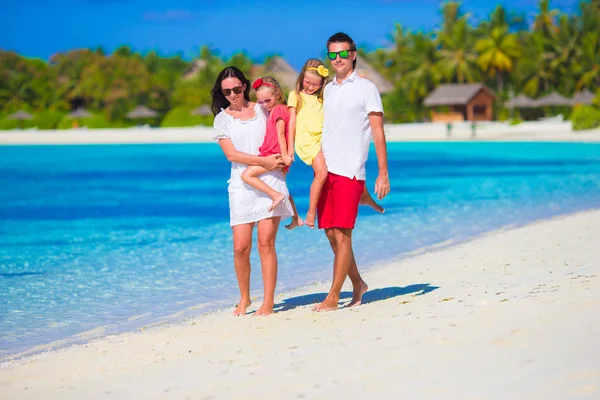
[368,112,390,200]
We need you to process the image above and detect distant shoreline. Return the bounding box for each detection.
[1,121,600,145]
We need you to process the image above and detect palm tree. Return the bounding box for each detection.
[436,17,480,83]
[476,27,522,93]
[402,32,441,103]
[517,32,555,97]
[533,0,560,36]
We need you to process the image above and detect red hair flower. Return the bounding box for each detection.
[252,79,263,90]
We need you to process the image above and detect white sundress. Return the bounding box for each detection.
[214,103,294,226]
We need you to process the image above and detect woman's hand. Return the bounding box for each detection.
[261,154,286,171]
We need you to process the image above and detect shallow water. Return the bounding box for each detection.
[1,142,599,356]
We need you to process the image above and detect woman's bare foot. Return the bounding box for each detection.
[305,211,316,229]
[268,193,286,212]
[233,298,251,316]
[254,304,274,316]
[359,195,385,214]
[312,295,339,312]
[348,281,369,307]
[285,216,304,230]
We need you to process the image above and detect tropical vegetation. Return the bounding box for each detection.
[0,0,599,129]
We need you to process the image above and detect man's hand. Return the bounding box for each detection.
[375,174,390,200]
[262,154,285,171]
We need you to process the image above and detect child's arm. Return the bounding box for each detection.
[276,118,292,166]
[287,107,297,161]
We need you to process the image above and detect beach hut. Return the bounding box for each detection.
[504,93,537,109]
[355,55,394,94]
[182,59,208,80]
[7,110,33,129]
[535,91,572,107]
[258,56,298,90]
[68,107,93,119]
[191,105,211,116]
[8,110,33,120]
[572,89,595,106]
[127,105,158,119]
[67,107,93,128]
[423,83,496,122]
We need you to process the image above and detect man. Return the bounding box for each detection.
[314,32,390,312]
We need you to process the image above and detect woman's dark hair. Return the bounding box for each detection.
[210,66,251,116]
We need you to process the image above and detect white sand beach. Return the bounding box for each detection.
[1,210,599,399]
[1,121,600,144]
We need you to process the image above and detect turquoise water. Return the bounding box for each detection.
[1,142,600,357]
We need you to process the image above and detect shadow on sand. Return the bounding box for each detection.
[274,283,439,312]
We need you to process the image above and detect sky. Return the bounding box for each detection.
[1,0,583,70]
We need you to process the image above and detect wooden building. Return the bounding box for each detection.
[423,83,496,122]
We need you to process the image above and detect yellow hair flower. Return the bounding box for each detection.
[317,65,329,77]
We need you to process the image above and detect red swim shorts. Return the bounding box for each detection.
[317,172,365,230]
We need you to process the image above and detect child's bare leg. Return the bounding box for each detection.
[306,150,328,229]
[241,165,286,211]
[359,187,385,213]
[284,194,304,230]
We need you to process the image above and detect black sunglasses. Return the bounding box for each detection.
[221,86,243,96]
[326,49,355,60]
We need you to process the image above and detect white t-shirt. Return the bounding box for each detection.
[321,71,384,180]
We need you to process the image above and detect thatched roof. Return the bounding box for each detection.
[182,59,208,80]
[191,104,211,116]
[423,83,495,106]
[68,107,93,118]
[127,105,158,119]
[504,93,537,108]
[355,55,394,94]
[8,110,33,120]
[535,91,572,107]
[259,56,298,90]
[572,89,595,105]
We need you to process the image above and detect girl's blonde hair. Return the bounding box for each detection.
[255,76,287,106]
[293,58,330,112]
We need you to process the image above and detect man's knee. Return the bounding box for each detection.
[326,228,351,246]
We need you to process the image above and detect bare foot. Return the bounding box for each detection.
[254,304,274,316]
[305,211,316,229]
[233,299,251,316]
[268,193,286,212]
[285,216,304,230]
[312,295,339,312]
[360,196,385,213]
[348,281,369,307]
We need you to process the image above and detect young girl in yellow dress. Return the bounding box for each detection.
[288,59,384,229]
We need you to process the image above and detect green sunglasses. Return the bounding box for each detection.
[326,50,355,60]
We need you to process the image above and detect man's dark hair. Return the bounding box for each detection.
[326,32,357,69]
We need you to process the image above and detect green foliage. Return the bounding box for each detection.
[1,0,599,125]
[509,117,523,125]
[160,106,212,128]
[571,105,600,131]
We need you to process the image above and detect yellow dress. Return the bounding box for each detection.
[288,90,324,166]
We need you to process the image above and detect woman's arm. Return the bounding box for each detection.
[218,139,284,170]
[287,107,297,160]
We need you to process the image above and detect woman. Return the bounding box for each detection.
[212,66,294,316]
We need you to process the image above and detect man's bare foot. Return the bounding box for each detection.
[268,193,286,212]
[305,211,316,229]
[254,304,274,316]
[348,281,369,307]
[285,216,304,230]
[233,299,251,316]
[360,196,385,213]
[312,296,339,312]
